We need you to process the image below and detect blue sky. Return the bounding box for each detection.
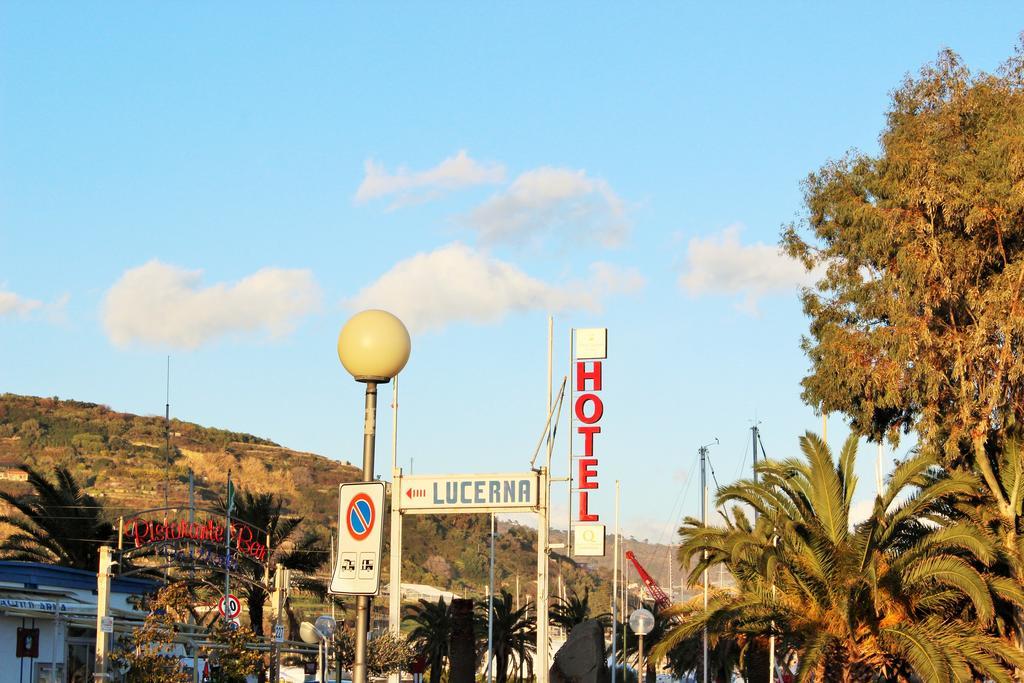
[2,3,1021,542]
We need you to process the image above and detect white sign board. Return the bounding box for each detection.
[330,481,386,596]
[573,524,606,557]
[274,624,285,643]
[575,328,607,359]
[397,473,538,514]
[100,616,114,634]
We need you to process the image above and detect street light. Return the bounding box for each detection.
[337,310,411,683]
[629,607,654,683]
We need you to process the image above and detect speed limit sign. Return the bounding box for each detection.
[218,594,242,619]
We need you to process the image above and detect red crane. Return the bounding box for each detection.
[625,550,671,611]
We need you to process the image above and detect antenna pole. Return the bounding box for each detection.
[164,356,171,510]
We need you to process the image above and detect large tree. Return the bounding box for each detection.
[782,40,1024,654]
[0,465,115,570]
[783,44,1024,460]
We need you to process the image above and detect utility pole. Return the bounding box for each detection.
[94,546,113,681]
[699,440,717,683]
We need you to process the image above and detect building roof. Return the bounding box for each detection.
[0,560,156,595]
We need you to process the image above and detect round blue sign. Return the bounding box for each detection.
[346,493,375,540]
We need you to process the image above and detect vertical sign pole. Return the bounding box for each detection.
[536,467,550,683]
[389,467,403,683]
[567,327,574,557]
[225,469,233,611]
[354,382,379,683]
[611,481,620,683]
[487,513,495,683]
[389,376,403,683]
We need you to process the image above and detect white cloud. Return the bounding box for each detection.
[347,242,644,334]
[102,260,321,349]
[354,150,505,208]
[0,290,43,318]
[464,167,629,248]
[678,224,824,313]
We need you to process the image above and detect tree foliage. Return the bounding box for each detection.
[783,43,1024,461]
[0,465,115,569]
[476,590,536,683]
[112,583,192,683]
[657,433,1024,682]
[405,597,454,683]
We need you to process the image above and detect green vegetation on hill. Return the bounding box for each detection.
[0,393,673,615]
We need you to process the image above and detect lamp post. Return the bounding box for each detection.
[338,310,411,683]
[629,607,654,683]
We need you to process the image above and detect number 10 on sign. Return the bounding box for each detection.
[330,481,386,596]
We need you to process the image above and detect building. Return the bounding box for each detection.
[0,561,154,683]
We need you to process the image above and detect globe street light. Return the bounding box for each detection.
[338,310,411,683]
[629,607,655,683]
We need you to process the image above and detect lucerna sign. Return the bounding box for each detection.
[398,473,538,513]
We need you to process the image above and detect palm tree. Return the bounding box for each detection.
[216,488,328,637]
[0,465,115,570]
[655,432,1024,683]
[477,590,535,683]
[405,597,453,683]
[550,587,609,632]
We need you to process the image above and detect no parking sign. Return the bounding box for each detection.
[329,481,386,596]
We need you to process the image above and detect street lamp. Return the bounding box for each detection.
[337,310,411,683]
[629,607,654,683]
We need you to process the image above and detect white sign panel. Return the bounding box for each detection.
[398,473,538,514]
[575,328,607,360]
[573,524,606,557]
[330,481,386,596]
[100,616,114,634]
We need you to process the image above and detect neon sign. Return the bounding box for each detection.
[123,517,268,563]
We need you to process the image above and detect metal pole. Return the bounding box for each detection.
[638,634,645,683]
[354,382,379,683]
[487,513,496,683]
[93,546,112,681]
[611,481,620,683]
[165,356,171,510]
[700,446,708,683]
[536,467,550,683]
[622,561,628,670]
[389,378,403,683]
[225,469,232,612]
[271,563,285,683]
[752,425,758,482]
[568,327,574,558]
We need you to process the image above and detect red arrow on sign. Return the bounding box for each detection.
[405,488,426,499]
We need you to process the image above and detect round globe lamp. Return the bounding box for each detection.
[337,309,411,383]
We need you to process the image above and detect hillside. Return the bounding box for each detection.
[0,394,695,616]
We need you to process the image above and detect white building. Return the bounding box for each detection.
[0,561,154,683]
